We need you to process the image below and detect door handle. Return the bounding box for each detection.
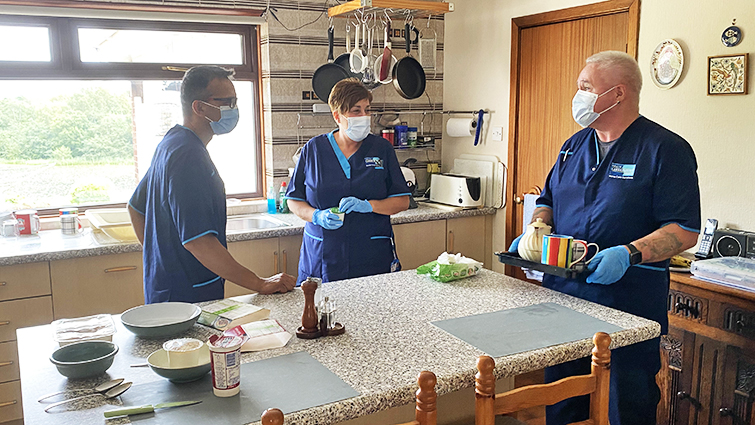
[514,195,523,204]
[0,400,17,408]
[677,391,702,409]
[273,251,279,273]
[282,250,287,273]
[0,321,9,327]
[448,230,455,253]
[104,266,137,273]
[0,361,12,367]
[720,407,746,425]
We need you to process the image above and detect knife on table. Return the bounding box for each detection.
[104,400,202,418]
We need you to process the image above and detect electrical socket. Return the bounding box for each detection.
[492,126,503,142]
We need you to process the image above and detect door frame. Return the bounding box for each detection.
[504,0,640,266]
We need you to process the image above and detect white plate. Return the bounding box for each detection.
[650,39,684,90]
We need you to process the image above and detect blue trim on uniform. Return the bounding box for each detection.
[635,264,666,272]
[177,124,201,141]
[192,275,221,288]
[304,230,323,241]
[387,193,412,198]
[327,131,351,179]
[370,236,390,240]
[284,196,306,201]
[594,132,600,165]
[535,204,552,209]
[127,200,145,215]
[661,221,700,233]
[182,230,218,245]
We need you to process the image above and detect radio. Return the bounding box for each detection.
[711,229,755,259]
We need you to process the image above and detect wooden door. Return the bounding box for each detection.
[659,327,698,425]
[719,345,755,425]
[447,216,488,267]
[505,0,640,279]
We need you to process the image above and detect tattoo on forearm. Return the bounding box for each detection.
[636,230,683,261]
[531,207,554,226]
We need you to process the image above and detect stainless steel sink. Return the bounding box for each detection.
[226,214,291,233]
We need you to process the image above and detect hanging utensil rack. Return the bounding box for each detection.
[328,0,454,19]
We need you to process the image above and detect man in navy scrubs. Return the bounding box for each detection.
[128,66,295,303]
[510,51,701,424]
[286,79,410,284]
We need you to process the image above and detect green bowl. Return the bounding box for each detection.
[121,302,201,338]
[147,344,211,383]
[50,341,119,379]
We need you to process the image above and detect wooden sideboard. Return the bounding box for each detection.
[658,272,755,425]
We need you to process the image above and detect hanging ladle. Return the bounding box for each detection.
[38,377,125,402]
[44,381,132,413]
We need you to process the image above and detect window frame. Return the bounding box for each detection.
[0,14,265,215]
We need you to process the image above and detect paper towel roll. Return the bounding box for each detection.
[446,117,475,137]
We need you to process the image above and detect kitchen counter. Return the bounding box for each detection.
[0,203,495,267]
[17,269,660,425]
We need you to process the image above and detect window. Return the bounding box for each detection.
[0,16,263,214]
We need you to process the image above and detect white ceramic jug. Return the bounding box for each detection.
[518,218,553,262]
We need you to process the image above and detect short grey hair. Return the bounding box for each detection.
[586,51,642,95]
[180,65,235,118]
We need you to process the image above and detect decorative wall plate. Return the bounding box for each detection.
[722,25,742,47]
[650,39,684,90]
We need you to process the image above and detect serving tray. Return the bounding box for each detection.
[495,251,582,279]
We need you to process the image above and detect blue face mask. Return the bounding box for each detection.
[343,115,371,142]
[203,102,240,135]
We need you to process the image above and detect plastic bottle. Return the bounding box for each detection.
[267,184,277,214]
[278,182,289,213]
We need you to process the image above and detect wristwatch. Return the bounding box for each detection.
[626,243,642,265]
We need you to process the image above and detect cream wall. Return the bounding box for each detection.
[444,0,755,270]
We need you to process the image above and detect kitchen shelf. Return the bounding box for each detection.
[328,0,454,19]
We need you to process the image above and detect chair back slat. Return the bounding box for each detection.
[493,374,596,414]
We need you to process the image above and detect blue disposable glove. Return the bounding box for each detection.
[312,209,343,230]
[338,197,373,214]
[508,234,523,253]
[585,245,631,285]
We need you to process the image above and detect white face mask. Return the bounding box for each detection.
[343,115,371,142]
[571,86,619,128]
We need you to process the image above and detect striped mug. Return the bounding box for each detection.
[541,234,599,269]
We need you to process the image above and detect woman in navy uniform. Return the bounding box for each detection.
[510,51,701,425]
[286,79,411,285]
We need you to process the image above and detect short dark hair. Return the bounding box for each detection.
[180,66,235,118]
[328,78,372,114]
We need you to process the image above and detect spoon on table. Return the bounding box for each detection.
[38,378,125,402]
[44,381,132,413]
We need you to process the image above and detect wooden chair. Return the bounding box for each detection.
[261,370,438,425]
[475,332,611,425]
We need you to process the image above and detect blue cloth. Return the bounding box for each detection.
[537,116,700,425]
[285,131,410,285]
[129,125,226,304]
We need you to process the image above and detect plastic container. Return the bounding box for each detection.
[407,127,418,147]
[52,314,116,347]
[278,182,289,213]
[395,125,408,147]
[208,334,245,397]
[85,208,138,242]
[163,338,204,368]
[267,184,277,214]
[691,257,755,292]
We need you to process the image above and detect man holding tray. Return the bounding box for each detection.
[510,51,701,425]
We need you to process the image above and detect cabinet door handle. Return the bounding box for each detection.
[0,361,13,367]
[104,266,137,273]
[0,400,17,408]
[282,250,287,273]
[0,281,6,287]
[0,321,9,326]
[677,391,702,409]
[720,407,746,425]
[448,230,455,253]
[273,251,279,273]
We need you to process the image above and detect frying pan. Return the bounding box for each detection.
[392,23,426,100]
[334,22,362,80]
[312,27,350,103]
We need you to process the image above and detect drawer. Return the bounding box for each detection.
[667,289,707,323]
[720,303,755,340]
[0,342,18,384]
[0,296,53,343]
[0,262,51,302]
[0,381,22,423]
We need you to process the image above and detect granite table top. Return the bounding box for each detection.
[0,203,494,267]
[17,269,660,425]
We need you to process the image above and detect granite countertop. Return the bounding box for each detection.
[17,269,660,425]
[0,203,495,267]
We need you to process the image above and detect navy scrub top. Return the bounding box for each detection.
[130,125,227,304]
[537,116,701,333]
[285,131,410,285]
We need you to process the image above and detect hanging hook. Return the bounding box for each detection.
[427,15,431,28]
[328,16,334,30]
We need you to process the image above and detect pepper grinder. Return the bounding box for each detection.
[296,277,322,339]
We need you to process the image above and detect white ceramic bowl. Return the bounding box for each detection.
[121,303,201,338]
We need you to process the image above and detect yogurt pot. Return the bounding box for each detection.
[163,338,203,368]
[328,207,345,222]
[207,335,245,397]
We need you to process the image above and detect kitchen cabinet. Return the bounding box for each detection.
[394,220,447,270]
[657,273,755,425]
[447,216,492,268]
[225,235,302,298]
[50,253,144,319]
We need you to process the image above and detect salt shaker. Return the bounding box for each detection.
[318,296,337,335]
